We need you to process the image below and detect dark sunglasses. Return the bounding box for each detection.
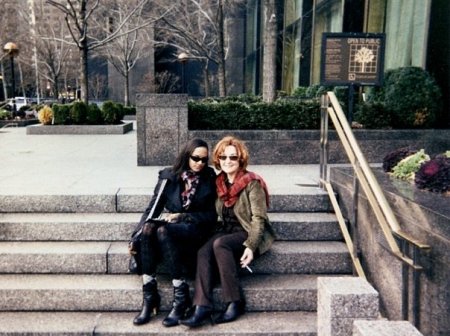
[190,155,208,163]
[218,155,239,161]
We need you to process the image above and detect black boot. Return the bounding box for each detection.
[179,305,213,328]
[214,300,245,324]
[133,280,161,325]
[162,282,192,327]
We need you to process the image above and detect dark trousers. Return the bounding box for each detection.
[140,221,204,279]
[193,231,248,307]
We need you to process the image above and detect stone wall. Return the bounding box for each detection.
[329,167,450,336]
[136,94,188,165]
[136,94,450,165]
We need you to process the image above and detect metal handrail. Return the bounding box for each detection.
[319,91,430,327]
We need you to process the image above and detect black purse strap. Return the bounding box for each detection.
[145,178,168,222]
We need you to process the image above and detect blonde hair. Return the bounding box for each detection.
[212,136,249,170]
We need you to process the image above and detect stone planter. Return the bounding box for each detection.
[329,167,449,336]
[26,121,134,135]
[0,119,39,128]
[136,94,450,165]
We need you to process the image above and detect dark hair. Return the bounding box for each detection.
[172,138,209,176]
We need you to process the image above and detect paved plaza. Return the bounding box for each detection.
[0,124,324,196]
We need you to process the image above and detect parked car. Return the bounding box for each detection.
[7,97,30,111]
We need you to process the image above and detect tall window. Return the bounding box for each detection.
[245,0,262,94]
[311,0,344,84]
[384,0,431,69]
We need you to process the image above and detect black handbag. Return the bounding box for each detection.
[128,179,167,274]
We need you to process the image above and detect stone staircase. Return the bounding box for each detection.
[0,189,353,335]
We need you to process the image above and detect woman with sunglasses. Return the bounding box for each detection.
[131,138,217,327]
[180,135,275,327]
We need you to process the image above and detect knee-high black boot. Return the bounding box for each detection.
[162,282,192,327]
[133,280,161,325]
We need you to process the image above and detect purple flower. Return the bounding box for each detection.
[415,156,450,193]
[382,147,417,172]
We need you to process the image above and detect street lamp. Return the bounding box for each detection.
[177,52,189,94]
[3,42,19,118]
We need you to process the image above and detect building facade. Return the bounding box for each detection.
[243,0,449,124]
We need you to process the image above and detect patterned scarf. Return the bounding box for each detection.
[216,170,269,207]
[181,170,200,209]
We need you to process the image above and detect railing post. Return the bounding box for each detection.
[400,239,409,321]
[351,172,360,274]
[320,93,329,187]
[412,246,421,329]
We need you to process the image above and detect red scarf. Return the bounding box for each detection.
[216,170,269,207]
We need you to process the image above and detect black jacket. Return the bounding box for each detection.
[139,166,217,234]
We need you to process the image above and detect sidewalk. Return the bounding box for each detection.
[0,125,322,196]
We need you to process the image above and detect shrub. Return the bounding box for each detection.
[102,101,124,124]
[354,102,392,129]
[123,106,136,115]
[0,109,10,119]
[70,101,88,124]
[414,155,450,193]
[19,105,30,113]
[382,147,418,172]
[87,103,103,125]
[188,97,320,130]
[52,104,71,125]
[379,67,442,128]
[391,149,430,180]
[292,86,309,98]
[38,105,53,125]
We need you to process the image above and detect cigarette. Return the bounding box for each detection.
[245,265,253,273]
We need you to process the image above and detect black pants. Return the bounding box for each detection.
[192,231,248,307]
[140,221,205,279]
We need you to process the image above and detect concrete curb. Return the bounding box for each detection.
[26,121,134,134]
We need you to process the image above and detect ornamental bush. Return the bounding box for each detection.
[87,103,103,125]
[390,149,430,181]
[414,154,450,193]
[363,67,442,128]
[102,101,124,124]
[188,97,320,130]
[70,101,88,124]
[38,105,53,125]
[52,104,71,125]
[354,102,392,129]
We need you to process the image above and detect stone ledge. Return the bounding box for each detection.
[26,121,133,135]
[0,119,39,128]
[353,320,423,336]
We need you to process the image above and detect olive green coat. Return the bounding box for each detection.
[216,180,275,255]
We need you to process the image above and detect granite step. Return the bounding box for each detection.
[0,190,332,213]
[0,212,342,241]
[0,311,317,335]
[0,274,326,312]
[0,241,352,274]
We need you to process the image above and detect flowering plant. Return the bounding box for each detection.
[390,149,429,180]
[414,153,450,193]
[382,147,417,172]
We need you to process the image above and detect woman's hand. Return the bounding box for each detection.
[240,247,254,268]
[161,213,182,223]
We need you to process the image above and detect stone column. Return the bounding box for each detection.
[317,277,379,336]
[353,320,424,336]
[136,94,188,166]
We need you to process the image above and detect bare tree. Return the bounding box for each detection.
[154,0,245,97]
[46,0,161,104]
[0,1,34,99]
[88,73,108,99]
[262,0,277,102]
[34,19,75,101]
[98,1,153,106]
